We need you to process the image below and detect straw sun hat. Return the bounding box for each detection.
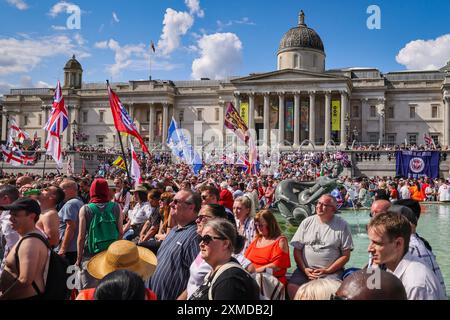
[87,240,157,280]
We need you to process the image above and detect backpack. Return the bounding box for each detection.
[253,272,285,300]
[87,202,119,254]
[15,233,70,300]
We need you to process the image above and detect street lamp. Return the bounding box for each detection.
[72,119,77,150]
[352,126,359,142]
[345,113,350,148]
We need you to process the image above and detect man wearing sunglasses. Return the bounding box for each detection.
[287,194,353,299]
[150,189,201,300]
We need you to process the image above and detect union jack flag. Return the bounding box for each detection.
[44,80,68,167]
[108,83,149,153]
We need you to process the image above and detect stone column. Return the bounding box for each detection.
[149,103,155,146]
[325,91,331,144]
[162,103,169,146]
[278,93,285,145]
[378,98,386,144]
[234,92,241,112]
[340,91,349,147]
[294,93,300,147]
[263,93,270,146]
[309,91,316,144]
[444,95,450,146]
[248,93,255,131]
[1,111,8,141]
[361,98,369,143]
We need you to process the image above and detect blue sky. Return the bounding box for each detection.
[1,0,450,94]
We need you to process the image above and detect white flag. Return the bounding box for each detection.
[129,138,142,188]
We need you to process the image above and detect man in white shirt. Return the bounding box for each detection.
[367,212,446,300]
[437,179,450,202]
[0,185,20,275]
[399,180,411,200]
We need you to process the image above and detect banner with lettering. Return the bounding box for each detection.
[240,102,249,126]
[285,101,294,131]
[331,100,341,131]
[395,151,440,179]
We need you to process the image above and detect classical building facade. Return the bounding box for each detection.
[2,11,450,151]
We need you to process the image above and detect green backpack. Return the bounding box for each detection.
[87,202,119,254]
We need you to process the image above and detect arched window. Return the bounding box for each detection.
[279,56,283,69]
[294,54,298,68]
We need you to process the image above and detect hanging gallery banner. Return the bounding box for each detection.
[331,100,341,131]
[285,101,294,131]
[240,102,249,126]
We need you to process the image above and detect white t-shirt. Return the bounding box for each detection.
[128,202,152,225]
[389,253,447,300]
[438,184,450,201]
[187,253,212,298]
[400,185,411,199]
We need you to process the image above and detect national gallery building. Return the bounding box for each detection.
[1,11,450,151]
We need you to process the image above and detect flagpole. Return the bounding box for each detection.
[107,80,132,185]
[149,44,152,81]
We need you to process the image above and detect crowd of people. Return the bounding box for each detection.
[0,157,447,300]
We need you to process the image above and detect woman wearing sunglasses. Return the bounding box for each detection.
[177,204,228,300]
[189,219,260,300]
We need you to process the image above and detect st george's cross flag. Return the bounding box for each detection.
[107,83,149,154]
[44,80,68,168]
[129,138,142,187]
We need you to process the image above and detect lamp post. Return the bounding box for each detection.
[345,113,350,148]
[352,126,359,142]
[72,119,77,150]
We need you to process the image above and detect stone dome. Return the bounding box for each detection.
[64,55,83,71]
[278,11,324,54]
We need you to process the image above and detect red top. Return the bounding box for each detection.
[75,288,157,300]
[245,236,291,285]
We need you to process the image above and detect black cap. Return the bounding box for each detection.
[0,198,41,216]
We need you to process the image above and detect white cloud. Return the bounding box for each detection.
[6,0,28,10]
[184,0,204,18]
[191,33,242,80]
[49,1,79,17]
[157,8,194,56]
[396,34,450,70]
[0,34,90,76]
[51,25,67,31]
[112,12,120,23]
[94,41,108,49]
[217,17,256,31]
[74,33,86,46]
[0,80,14,95]
[0,77,51,96]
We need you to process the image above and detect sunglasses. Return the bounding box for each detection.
[330,294,348,300]
[199,234,227,245]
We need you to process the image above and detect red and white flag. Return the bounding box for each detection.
[107,83,149,154]
[44,80,68,168]
[424,133,434,147]
[1,145,23,167]
[129,138,142,187]
[9,118,30,144]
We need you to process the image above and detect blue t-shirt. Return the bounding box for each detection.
[57,197,84,253]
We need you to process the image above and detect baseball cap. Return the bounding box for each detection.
[0,197,41,215]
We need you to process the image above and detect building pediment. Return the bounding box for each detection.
[231,69,347,84]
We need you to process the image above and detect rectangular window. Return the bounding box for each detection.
[24,116,28,126]
[409,106,416,119]
[408,133,418,145]
[431,135,439,146]
[432,105,439,118]
[257,105,263,117]
[352,105,359,118]
[215,108,220,121]
[99,111,104,122]
[179,110,184,123]
[387,106,394,119]
[83,111,88,123]
[146,111,150,122]
[226,135,233,145]
[368,132,379,143]
[370,106,376,118]
[197,109,203,122]
[38,114,42,126]
[386,133,396,145]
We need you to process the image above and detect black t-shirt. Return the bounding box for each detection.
[190,260,260,300]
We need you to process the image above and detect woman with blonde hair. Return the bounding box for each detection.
[293,278,341,300]
[245,209,290,285]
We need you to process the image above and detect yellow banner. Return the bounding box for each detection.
[113,156,126,170]
[240,102,249,126]
[331,100,341,131]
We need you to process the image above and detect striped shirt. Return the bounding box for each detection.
[235,217,255,254]
[409,233,447,297]
[150,221,199,300]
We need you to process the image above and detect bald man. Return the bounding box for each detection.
[370,199,391,218]
[333,268,407,300]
